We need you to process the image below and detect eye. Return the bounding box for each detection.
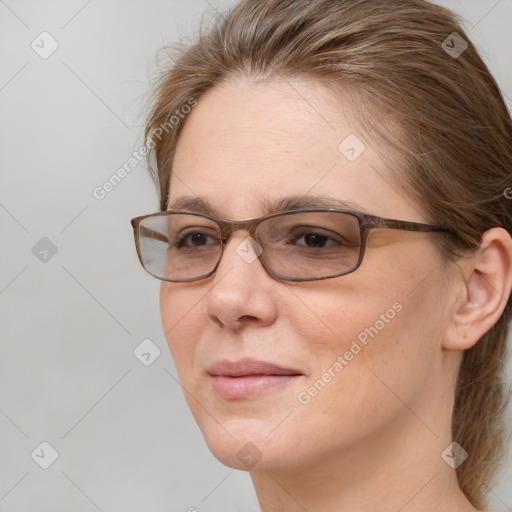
[175,229,220,248]
[292,230,342,248]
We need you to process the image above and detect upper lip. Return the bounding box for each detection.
[208,358,304,377]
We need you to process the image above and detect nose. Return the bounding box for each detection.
[204,234,278,330]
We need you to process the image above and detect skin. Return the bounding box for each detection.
[159,76,512,511]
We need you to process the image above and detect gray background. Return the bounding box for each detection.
[0,1,511,511]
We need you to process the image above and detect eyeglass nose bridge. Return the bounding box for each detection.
[207,217,281,281]
[215,217,266,246]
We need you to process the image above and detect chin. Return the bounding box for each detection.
[194,414,318,474]
[204,434,289,472]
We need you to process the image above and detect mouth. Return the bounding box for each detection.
[207,358,305,400]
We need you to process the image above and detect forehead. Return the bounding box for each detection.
[170,77,422,222]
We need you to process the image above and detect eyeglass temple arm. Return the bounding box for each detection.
[362,214,450,232]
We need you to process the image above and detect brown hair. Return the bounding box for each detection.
[144,0,512,508]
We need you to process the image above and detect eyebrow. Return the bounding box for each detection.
[167,194,368,217]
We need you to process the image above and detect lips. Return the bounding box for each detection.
[208,358,304,399]
[208,358,303,377]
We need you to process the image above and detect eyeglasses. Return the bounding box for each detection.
[130,208,450,282]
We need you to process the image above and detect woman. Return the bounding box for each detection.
[131,0,512,510]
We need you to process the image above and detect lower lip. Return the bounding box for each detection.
[210,374,303,399]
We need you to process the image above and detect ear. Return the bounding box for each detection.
[443,227,512,350]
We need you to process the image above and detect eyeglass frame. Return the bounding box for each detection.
[130,208,452,283]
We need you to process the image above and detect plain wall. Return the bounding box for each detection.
[1,1,511,510]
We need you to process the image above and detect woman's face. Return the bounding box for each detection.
[160,77,452,472]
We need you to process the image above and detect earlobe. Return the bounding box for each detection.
[443,227,512,351]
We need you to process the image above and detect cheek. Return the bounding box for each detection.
[328,309,436,440]
[288,264,445,427]
[160,283,204,379]
[284,273,408,362]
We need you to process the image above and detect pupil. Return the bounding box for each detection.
[191,233,207,245]
[305,233,326,247]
